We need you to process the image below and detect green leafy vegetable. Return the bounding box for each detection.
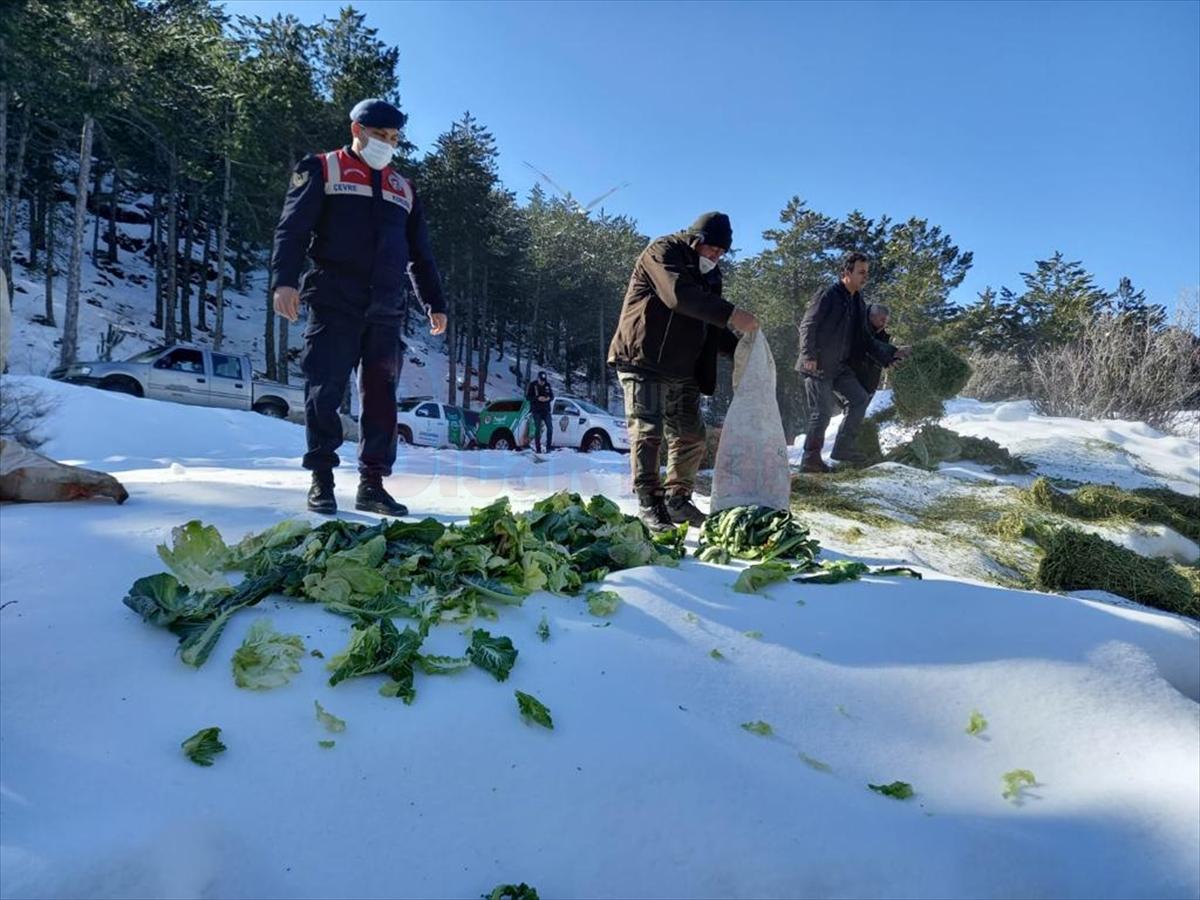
[327,617,423,704]
[515,690,554,729]
[799,753,832,773]
[536,614,550,642]
[733,561,795,593]
[467,629,518,682]
[1001,769,1037,803]
[231,619,304,690]
[157,520,232,594]
[698,506,820,563]
[870,566,923,579]
[868,781,914,800]
[314,700,346,733]
[966,710,988,736]
[741,720,773,737]
[794,560,869,584]
[318,740,336,749]
[586,589,621,617]
[228,519,312,569]
[710,648,725,660]
[181,726,225,766]
[743,630,763,639]
[417,654,472,675]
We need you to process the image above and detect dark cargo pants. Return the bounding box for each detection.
[618,371,706,501]
[301,303,399,478]
[801,364,869,456]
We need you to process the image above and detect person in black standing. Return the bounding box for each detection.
[272,98,447,516]
[849,302,893,401]
[795,254,907,472]
[526,371,555,453]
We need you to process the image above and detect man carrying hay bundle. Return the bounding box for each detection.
[795,253,908,472]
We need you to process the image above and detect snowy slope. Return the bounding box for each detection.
[4,193,584,411]
[1,377,1198,900]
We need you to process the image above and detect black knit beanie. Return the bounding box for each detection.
[688,211,732,251]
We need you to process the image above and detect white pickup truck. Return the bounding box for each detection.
[50,344,305,419]
[395,397,476,449]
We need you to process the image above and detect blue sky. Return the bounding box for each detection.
[226,0,1200,312]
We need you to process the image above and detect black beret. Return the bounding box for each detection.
[350,98,403,129]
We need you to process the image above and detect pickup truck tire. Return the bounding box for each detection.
[99,375,143,397]
[581,429,612,453]
[253,399,288,419]
[396,425,413,444]
[489,429,515,451]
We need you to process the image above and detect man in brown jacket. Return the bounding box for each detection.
[608,212,759,532]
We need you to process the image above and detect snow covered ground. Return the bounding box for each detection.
[1,376,1198,900]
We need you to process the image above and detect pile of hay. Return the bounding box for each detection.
[1026,478,1200,543]
[1036,527,1198,618]
[887,424,1034,474]
[890,339,972,422]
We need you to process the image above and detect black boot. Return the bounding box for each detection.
[666,494,706,527]
[307,470,336,515]
[638,495,674,534]
[355,475,409,517]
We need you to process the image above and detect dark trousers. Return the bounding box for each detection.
[301,304,399,478]
[618,371,705,501]
[802,365,869,455]
[531,409,553,452]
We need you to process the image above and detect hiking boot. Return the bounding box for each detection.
[800,454,832,474]
[355,476,409,517]
[637,496,675,534]
[307,470,337,515]
[666,494,706,527]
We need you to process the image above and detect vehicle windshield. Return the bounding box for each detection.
[570,397,612,416]
[398,401,420,412]
[126,346,167,362]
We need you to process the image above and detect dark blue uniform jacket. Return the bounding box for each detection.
[271,146,445,324]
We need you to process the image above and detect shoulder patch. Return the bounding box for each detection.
[291,169,310,189]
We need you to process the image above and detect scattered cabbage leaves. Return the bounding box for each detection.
[515,690,554,729]
[181,726,225,766]
[157,520,232,594]
[467,629,518,682]
[314,700,346,733]
[586,590,621,617]
[869,781,914,800]
[231,619,304,689]
[1002,769,1037,803]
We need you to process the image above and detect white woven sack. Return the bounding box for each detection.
[709,331,791,513]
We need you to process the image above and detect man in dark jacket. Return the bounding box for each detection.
[525,372,555,453]
[608,212,759,532]
[272,98,446,517]
[849,303,892,398]
[795,254,906,472]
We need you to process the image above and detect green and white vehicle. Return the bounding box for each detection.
[475,395,629,453]
[395,397,473,449]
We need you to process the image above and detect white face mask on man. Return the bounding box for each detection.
[698,255,718,275]
[359,136,394,170]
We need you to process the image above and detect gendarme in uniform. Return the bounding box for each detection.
[271,98,446,517]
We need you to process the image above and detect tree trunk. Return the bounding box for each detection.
[29,174,43,269]
[2,100,31,289]
[264,259,276,380]
[43,201,55,327]
[151,190,163,329]
[597,297,606,405]
[277,312,289,384]
[106,166,118,263]
[164,153,178,344]
[475,262,490,403]
[461,257,475,408]
[0,83,7,287]
[445,256,457,405]
[179,191,195,341]
[214,154,230,350]
[234,239,245,292]
[60,67,97,368]
[198,208,212,332]
[90,156,102,263]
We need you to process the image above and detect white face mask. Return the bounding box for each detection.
[359,136,394,170]
[698,255,718,275]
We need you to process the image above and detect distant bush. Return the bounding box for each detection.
[961,352,1035,402]
[0,381,56,449]
[1027,310,1199,432]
